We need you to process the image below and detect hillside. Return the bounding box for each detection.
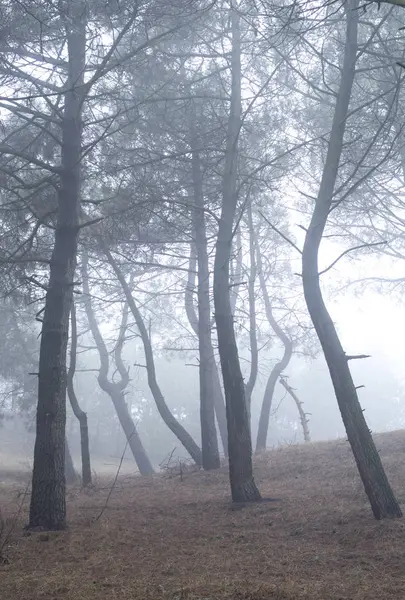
[1,431,405,600]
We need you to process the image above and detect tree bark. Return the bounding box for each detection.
[110,389,153,474]
[302,0,401,519]
[102,244,203,466]
[230,227,243,318]
[64,437,77,485]
[211,358,228,455]
[191,148,220,469]
[185,246,228,454]
[279,377,310,443]
[82,255,154,476]
[185,245,199,333]
[29,6,86,530]
[67,300,92,486]
[255,240,293,453]
[244,204,259,420]
[213,5,261,502]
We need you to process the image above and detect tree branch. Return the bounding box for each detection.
[259,211,302,255]
[318,241,387,276]
[0,144,60,173]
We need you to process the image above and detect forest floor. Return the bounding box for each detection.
[1,431,405,600]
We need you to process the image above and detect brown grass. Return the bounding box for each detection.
[2,431,405,599]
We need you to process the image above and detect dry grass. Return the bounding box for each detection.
[2,431,405,599]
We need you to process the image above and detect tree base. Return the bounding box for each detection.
[231,476,262,503]
[25,522,67,532]
[375,505,403,520]
[202,456,221,470]
[28,481,67,532]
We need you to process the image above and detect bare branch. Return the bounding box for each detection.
[259,211,302,255]
[0,144,60,173]
[318,241,387,276]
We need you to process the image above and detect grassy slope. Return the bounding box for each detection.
[1,430,405,599]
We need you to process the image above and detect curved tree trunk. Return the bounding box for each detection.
[213,5,261,503]
[185,246,228,455]
[302,0,401,520]
[255,240,293,453]
[191,148,220,469]
[101,245,202,466]
[82,255,154,476]
[29,8,86,530]
[67,300,92,486]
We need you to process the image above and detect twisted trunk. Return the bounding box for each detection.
[103,245,202,466]
[82,255,154,476]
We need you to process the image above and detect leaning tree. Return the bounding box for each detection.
[300,0,402,519]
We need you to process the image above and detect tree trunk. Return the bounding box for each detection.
[82,255,154,476]
[211,359,228,455]
[191,148,220,469]
[279,377,310,443]
[185,245,199,335]
[255,240,293,453]
[29,8,86,530]
[244,204,259,420]
[67,301,92,486]
[185,246,228,455]
[64,437,77,485]
[103,244,203,466]
[213,5,261,502]
[230,227,243,317]
[302,0,401,519]
[110,390,153,475]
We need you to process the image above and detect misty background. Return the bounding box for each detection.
[1,250,403,474]
[1,0,405,486]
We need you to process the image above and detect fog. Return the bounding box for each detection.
[4,4,405,599]
[1,253,404,477]
[0,0,404,527]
